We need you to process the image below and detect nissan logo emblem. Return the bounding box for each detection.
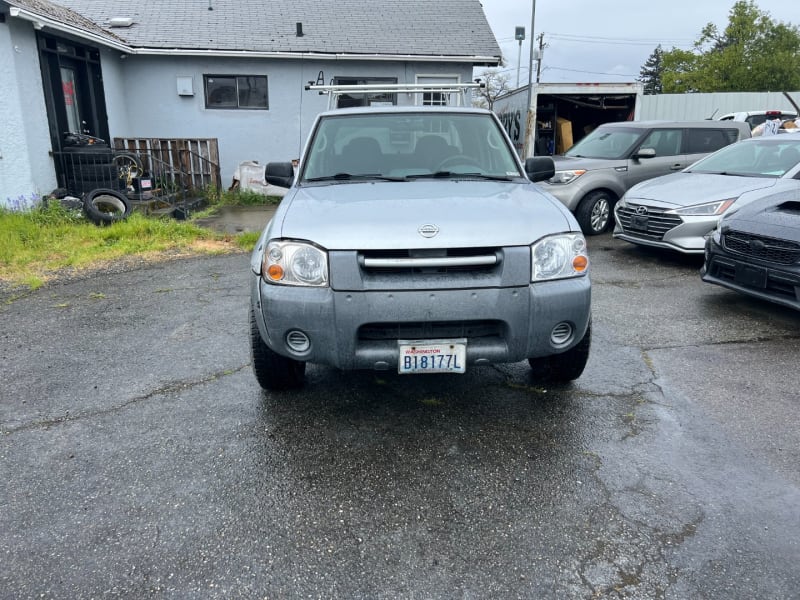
[635,206,649,215]
[418,224,439,238]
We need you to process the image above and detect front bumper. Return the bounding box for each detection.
[701,239,800,311]
[251,277,591,371]
[614,201,718,254]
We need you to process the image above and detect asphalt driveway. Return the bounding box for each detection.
[1,236,798,598]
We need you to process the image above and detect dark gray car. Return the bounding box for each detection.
[538,120,751,235]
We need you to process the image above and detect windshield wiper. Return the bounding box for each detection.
[305,173,405,182]
[406,171,513,181]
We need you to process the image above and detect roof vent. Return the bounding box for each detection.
[296,22,304,37]
[109,17,133,28]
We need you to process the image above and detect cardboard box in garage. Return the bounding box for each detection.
[556,117,573,154]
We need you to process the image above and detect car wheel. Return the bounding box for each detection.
[249,308,306,391]
[576,191,614,235]
[528,321,591,382]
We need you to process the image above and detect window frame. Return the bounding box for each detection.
[204,74,269,110]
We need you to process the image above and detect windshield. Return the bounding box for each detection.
[564,126,644,159]
[688,139,800,178]
[301,112,522,181]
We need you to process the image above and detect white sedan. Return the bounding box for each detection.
[613,136,800,254]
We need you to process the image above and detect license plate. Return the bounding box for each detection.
[735,264,767,288]
[630,214,649,231]
[398,339,466,374]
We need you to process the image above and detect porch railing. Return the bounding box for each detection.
[113,138,221,191]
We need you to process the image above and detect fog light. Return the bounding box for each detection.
[285,330,310,353]
[550,322,573,346]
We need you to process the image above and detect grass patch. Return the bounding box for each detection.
[0,199,258,290]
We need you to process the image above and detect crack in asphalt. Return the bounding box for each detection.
[1,364,250,435]
[640,332,800,351]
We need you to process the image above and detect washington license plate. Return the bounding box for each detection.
[398,339,467,374]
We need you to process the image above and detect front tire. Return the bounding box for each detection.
[576,191,614,235]
[249,308,306,391]
[528,322,591,382]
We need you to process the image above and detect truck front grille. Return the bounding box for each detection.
[359,247,500,275]
[358,320,504,341]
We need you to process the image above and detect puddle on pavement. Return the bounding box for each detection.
[195,205,276,234]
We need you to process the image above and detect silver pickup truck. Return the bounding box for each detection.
[249,106,591,390]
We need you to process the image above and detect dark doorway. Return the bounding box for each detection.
[37,33,110,152]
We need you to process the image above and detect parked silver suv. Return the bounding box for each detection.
[249,106,591,390]
[538,120,751,235]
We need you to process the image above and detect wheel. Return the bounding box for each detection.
[249,308,306,391]
[576,191,614,235]
[82,188,132,225]
[112,153,144,188]
[528,322,591,382]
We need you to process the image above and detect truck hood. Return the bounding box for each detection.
[271,180,574,249]
[624,172,779,207]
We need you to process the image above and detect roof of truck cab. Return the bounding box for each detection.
[317,106,494,118]
[598,120,751,130]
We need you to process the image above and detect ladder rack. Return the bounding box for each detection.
[305,82,485,110]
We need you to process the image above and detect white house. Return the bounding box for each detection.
[0,0,501,208]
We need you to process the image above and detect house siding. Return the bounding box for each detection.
[0,16,56,208]
[108,55,474,181]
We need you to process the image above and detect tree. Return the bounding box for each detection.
[638,45,665,95]
[472,69,512,110]
[658,1,800,93]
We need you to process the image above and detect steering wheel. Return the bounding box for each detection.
[438,154,482,171]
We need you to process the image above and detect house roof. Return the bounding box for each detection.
[6,0,501,64]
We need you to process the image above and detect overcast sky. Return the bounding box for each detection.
[478,0,798,85]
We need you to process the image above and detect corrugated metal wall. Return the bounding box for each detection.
[639,91,800,120]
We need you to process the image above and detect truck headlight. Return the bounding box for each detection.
[262,240,329,286]
[549,169,586,184]
[532,233,589,281]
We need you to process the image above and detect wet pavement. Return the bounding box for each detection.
[193,204,277,234]
[1,234,798,598]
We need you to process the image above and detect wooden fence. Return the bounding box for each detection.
[113,138,221,190]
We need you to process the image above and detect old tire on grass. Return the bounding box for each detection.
[528,321,591,383]
[82,188,132,226]
[250,308,306,391]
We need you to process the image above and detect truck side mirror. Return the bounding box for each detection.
[525,157,555,182]
[265,162,294,188]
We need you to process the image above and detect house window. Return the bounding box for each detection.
[333,77,397,108]
[416,75,460,107]
[422,92,448,106]
[204,75,268,109]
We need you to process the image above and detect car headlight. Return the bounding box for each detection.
[549,169,586,184]
[262,240,329,286]
[532,233,589,281]
[667,198,736,216]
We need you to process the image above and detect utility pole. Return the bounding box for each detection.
[523,0,537,157]
[536,33,545,83]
